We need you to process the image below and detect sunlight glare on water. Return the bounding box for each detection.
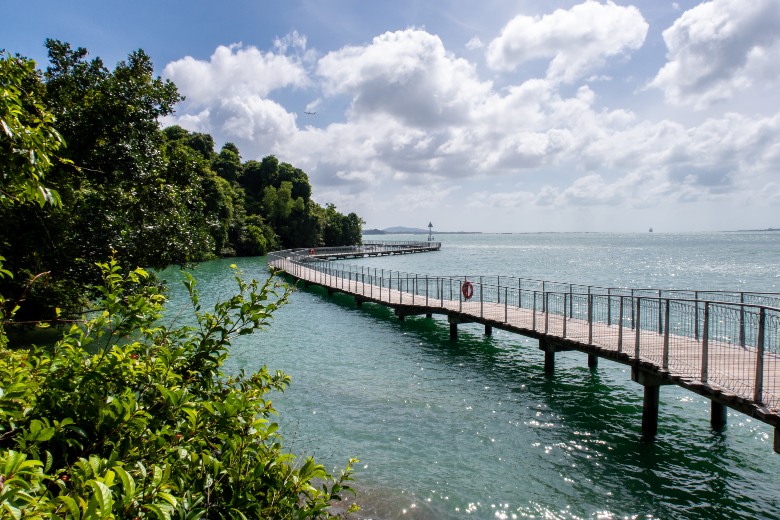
[160,232,780,519]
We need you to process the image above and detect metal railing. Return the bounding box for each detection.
[268,245,780,413]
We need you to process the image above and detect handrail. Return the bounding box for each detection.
[278,244,780,307]
[268,244,780,413]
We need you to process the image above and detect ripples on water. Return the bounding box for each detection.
[160,232,780,519]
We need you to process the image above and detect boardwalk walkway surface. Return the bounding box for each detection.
[268,241,780,452]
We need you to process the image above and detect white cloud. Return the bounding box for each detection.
[485,1,648,83]
[162,16,780,232]
[163,41,310,151]
[316,29,492,127]
[465,37,483,50]
[164,43,310,105]
[650,0,780,108]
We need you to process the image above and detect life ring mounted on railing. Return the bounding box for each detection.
[309,248,315,255]
[462,280,474,300]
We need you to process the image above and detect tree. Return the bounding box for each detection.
[0,41,227,320]
[0,53,69,345]
[317,204,364,247]
[240,155,278,201]
[213,142,243,182]
[0,260,359,517]
[0,53,63,207]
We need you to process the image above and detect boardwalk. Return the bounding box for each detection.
[269,241,780,453]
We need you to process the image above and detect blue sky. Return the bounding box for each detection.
[4,0,780,232]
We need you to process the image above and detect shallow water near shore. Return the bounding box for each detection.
[160,231,780,519]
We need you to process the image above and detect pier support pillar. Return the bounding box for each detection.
[538,338,574,375]
[447,315,472,342]
[631,368,672,438]
[355,299,363,308]
[588,354,598,370]
[642,385,660,437]
[539,338,555,374]
[710,401,728,431]
[485,325,493,336]
[544,350,555,374]
[775,427,779,454]
[426,313,433,318]
[394,309,405,321]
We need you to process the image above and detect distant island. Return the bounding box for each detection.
[364,226,481,235]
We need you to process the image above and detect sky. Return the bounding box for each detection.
[3,0,780,233]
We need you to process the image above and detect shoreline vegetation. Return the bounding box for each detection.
[1,44,361,517]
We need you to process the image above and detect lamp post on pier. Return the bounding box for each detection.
[428,222,434,242]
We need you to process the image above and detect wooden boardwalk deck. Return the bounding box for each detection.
[268,242,780,453]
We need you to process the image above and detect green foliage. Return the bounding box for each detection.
[0,260,358,518]
[212,143,243,183]
[0,53,64,208]
[317,204,365,248]
[0,41,364,323]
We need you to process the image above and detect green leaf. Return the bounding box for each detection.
[157,491,178,508]
[146,503,173,520]
[1,503,22,520]
[87,480,112,513]
[56,495,82,520]
[113,465,136,504]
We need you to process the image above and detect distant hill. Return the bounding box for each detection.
[363,226,481,235]
[383,226,429,234]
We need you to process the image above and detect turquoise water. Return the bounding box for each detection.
[160,232,780,519]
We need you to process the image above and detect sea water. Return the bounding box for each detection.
[160,232,780,519]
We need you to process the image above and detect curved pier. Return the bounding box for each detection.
[269,242,780,453]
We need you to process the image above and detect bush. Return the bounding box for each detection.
[0,259,358,518]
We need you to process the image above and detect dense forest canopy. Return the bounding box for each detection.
[0,41,364,322]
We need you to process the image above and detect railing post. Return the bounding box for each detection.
[426,275,429,307]
[569,286,573,318]
[379,269,383,301]
[663,299,670,371]
[518,279,522,309]
[588,294,593,344]
[542,281,547,313]
[634,297,641,360]
[563,293,568,339]
[631,289,635,330]
[480,282,484,318]
[459,280,462,312]
[497,276,501,304]
[544,292,549,334]
[532,291,537,331]
[754,307,766,403]
[504,287,508,323]
[658,290,663,335]
[739,292,746,347]
[701,302,710,383]
[694,291,700,340]
[618,296,624,353]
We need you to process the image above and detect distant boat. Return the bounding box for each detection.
[649,227,653,232]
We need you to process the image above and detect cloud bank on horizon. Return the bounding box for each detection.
[7,0,780,232]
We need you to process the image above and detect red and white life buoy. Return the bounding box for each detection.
[462,281,474,300]
[309,248,315,255]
